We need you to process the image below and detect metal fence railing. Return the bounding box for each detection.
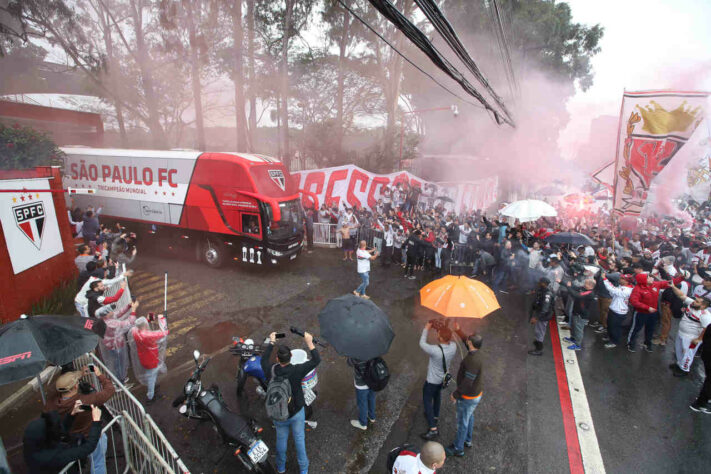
[313,222,338,247]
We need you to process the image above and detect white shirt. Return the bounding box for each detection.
[693,284,711,299]
[458,225,471,244]
[392,452,435,474]
[604,280,633,314]
[384,228,395,247]
[356,248,371,273]
[679,297,711,337]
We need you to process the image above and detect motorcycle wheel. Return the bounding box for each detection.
[254,458,277,474]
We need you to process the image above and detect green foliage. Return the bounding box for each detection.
[31,280,77,316]
[0,123,65,170]
[446,0,604,90]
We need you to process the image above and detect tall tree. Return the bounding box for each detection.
[230,0,249,151]
[246,0,257,148]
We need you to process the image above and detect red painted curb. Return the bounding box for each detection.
[550,321,585,474]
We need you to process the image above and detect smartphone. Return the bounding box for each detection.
[148,312,155,322]
[80,404,92,411]
[131,296,137,303]
[275,333,286,339]
[87,364,95,373]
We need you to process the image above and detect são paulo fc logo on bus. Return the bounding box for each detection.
[268,169,286,191]
[13,202,46,250]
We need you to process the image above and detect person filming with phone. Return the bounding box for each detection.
[24,402,104,473]
[44,366,115,474]
[260,330,321,474]
[419,320,457,441]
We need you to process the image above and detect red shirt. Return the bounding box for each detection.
[131,328,169,369]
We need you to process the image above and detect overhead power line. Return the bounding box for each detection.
[413,0,514,126]
[489,0,518,98]
[335,0,488,112]
[362,0,515,127]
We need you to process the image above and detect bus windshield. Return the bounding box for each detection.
[262,198,304,242]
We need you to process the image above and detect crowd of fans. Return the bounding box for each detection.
[307,186,711,418]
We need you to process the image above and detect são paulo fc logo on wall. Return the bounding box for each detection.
[268,169,286,191]
[13,202,46,250]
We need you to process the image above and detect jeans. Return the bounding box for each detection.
[422,382,442,429]
[103,346,127,381]
[274,407,308,473]
[435,248,442,269]
[356,388,376,426]
[453,395,482,451]
[145,367,159,400]
[627,311,658,347]
[90,432,107,474]
[570,313,586,347]
[356,271,370,295]
[492,267,509,292]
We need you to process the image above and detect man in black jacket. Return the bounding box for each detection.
[24,404,103,474]
[261,331,320,474]
[563,279,596,351]
[445,329,484,457]
[528,277,555,356]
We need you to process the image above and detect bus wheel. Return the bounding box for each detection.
[201,238,224,268]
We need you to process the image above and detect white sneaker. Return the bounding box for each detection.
[350,420,367,430]
[305,420,318,429]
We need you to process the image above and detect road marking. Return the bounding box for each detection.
[551,321,606,474]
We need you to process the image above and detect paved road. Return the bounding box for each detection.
[2,249,710,473]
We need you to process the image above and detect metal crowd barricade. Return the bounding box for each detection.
[355,227,384,251]
[121,412,176,474]
[450,243,469,264]
[312,222,338,247]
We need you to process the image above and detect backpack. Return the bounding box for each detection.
[265,364,292,421]
[386,443,420,473]
[363,357,390,392]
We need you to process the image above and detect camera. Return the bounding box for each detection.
[428,318,449,332]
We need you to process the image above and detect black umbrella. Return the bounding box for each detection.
[435,196,455,203]
[0,315,103,389]
[545,232,596,246]
[318,294,394,361]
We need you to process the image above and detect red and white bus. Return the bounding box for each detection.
[61,147,305,267]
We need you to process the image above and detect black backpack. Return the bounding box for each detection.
[363,357,390,392]
[386,443,420,473]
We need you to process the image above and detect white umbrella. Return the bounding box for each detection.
[499,199,557,222]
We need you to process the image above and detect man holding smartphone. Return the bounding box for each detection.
[45,366,116,474]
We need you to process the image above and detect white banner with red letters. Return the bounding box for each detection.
[292,165,498,214]
[0,178,64,274]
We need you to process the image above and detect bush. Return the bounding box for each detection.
[31,280,77,315]
[0,122,64,170]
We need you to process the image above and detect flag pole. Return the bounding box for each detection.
[610,89,627,252]
[163,272,168,318]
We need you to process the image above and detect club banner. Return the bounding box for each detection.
[292,165,498,214]
[613,90,709,215]
[0,178,64,274]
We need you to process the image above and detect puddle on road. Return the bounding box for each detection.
[186,320,241,354]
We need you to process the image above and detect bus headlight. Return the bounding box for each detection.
[267,248,285,257]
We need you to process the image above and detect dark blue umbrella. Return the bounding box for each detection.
[318,295,394,360]
[545,232,596,246]
[0,315,103,387]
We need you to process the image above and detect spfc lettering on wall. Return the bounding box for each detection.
[13,202,46,250]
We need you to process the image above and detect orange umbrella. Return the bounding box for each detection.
[419,275,500,318]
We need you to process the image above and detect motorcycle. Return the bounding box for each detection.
[173,350,275,473]
[232,337,268,398]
